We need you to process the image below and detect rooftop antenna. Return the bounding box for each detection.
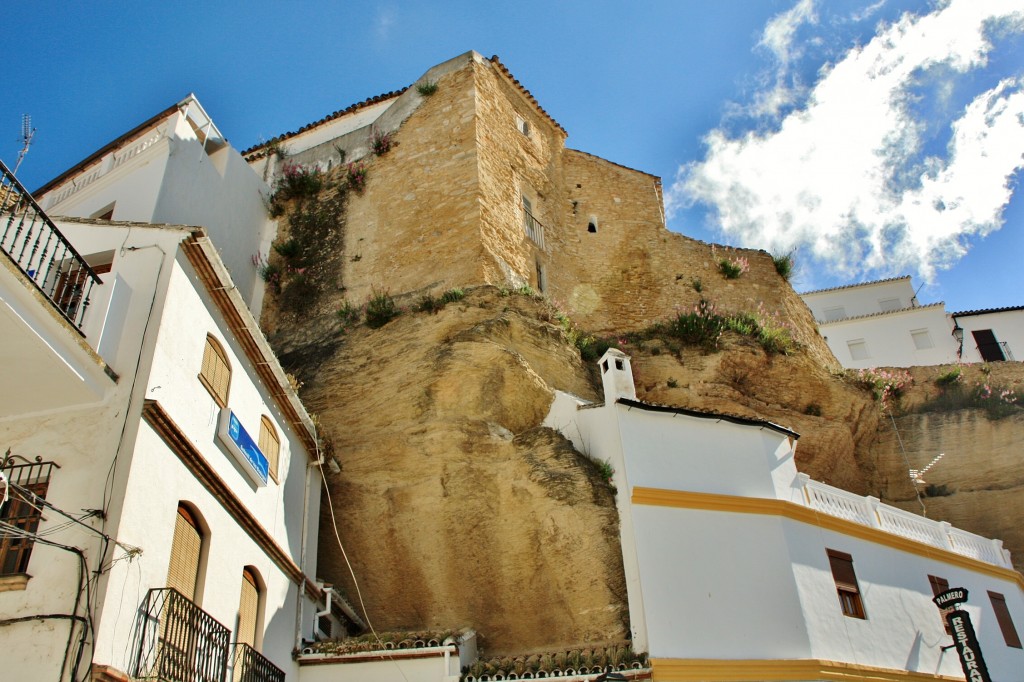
[909,452,944,486]
[13,114,36,176]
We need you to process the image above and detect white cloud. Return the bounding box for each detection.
[375,6,396,41]
[760,0,817,66]
[671,0,1024,283]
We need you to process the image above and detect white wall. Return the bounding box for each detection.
[956,309,1024,363]
[299,649,460,682]
[803,278,917,321]
[543,359,1024,679]
[0,222,319,680]
[819,304,958,368]
[38,102,275,315]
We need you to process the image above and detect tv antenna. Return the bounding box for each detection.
[909,452,944,485]
[13,114,36,176]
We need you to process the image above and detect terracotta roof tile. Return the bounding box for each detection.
[241,89,407,159]
[952,305,1024,317]
[488,55,567,136]
[800,275,911,296]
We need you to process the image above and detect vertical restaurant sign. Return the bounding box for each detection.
[933,588,991,682]
[218,409,269,486]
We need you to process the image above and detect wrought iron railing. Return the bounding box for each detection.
[523,208,546,250]
[0,158,101,331]
[231,643,285,682]
[998,341,1014,362]
[132,588,231,682]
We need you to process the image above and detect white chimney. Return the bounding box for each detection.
[598,348,636,405]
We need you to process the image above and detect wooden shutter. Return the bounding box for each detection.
[237,569,260,648]
[258,416,280,482]
[199,335,231,407]
[928,575,949,596]
[928,576,951,633]
[989,591,1023,648]
[827,550,858,590]
[166,507,202,600]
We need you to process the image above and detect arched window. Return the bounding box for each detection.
[258,416,281,482]
[166,505,204,601]
[236,567,263,649]
[199,335,231,407]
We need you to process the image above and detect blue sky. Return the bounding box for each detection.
[3,1,1022,313]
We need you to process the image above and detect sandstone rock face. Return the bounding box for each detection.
[291,289,628,655]
[860,363,1024,571]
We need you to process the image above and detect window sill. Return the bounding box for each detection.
[0,573,31,592]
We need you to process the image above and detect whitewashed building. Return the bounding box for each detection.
[33,95,275,316]
[952,306,1023,364]
[544,348,1024,681]
[1,164,341,681]
[801,277,960,368]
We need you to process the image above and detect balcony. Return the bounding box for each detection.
[798,474,1011,567]
[231,643,285,682]
[132,588,286,682]
[1,158,101,331]
[523,208,546,250]
[132,588,231,682]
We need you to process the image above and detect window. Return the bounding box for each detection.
[972,330,1007,362]
[91,203,115,221]
[167,505,203,601]
[0,458,55,578]
[879,297,902,312]
[587,218,598,234]
[258,416,280,483]
[236,568,262,649]
[516,115,530,137]
[989,591,1022,648]
[54,252,113,321]
[823,306,847,321]
[928,575,952,634]
[522,194,544,248]
[535,260,546,293]
[199,335,231,407]
[827,549,865,618]
[911,329,934,350]
[847,339,870,361]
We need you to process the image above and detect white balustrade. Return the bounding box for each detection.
[47,126,168,207]
[795,476,1011,568]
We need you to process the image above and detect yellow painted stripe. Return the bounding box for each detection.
[632,487,1024,590]
[650,657,963,681]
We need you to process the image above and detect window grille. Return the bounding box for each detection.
[1,455,57,576]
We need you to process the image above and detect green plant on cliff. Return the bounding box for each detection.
[772,251,795,281]
[365,289,400,328]
[718,255,749,280]
[851,368,913,410]
[370,128,394,156]
[416,81,438,96]
[919,377,1022,420]
[345,162,368,194]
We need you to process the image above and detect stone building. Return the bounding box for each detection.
[243,51,833,366]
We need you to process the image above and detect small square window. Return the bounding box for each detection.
[911,329,934,350]
[847,339,870,361]
[823,306,847,321]
[516,115,530,137]
[879,298,902,312]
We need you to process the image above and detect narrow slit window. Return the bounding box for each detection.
[989,591,1022,648]
[827,549,865,619]
[199,335,231,407]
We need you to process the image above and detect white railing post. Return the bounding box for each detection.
[796,473,811,505]
[938,522,956,551]
[864,496,882,529]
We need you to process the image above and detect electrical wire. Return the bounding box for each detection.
[887,409,927,517]
[311,424,412,682]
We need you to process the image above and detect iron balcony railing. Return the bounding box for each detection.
[231,643,285,682]
[0,158,101,331]
[523,208,546,250]
[133,588,231,682]
[998,341,1014,362]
